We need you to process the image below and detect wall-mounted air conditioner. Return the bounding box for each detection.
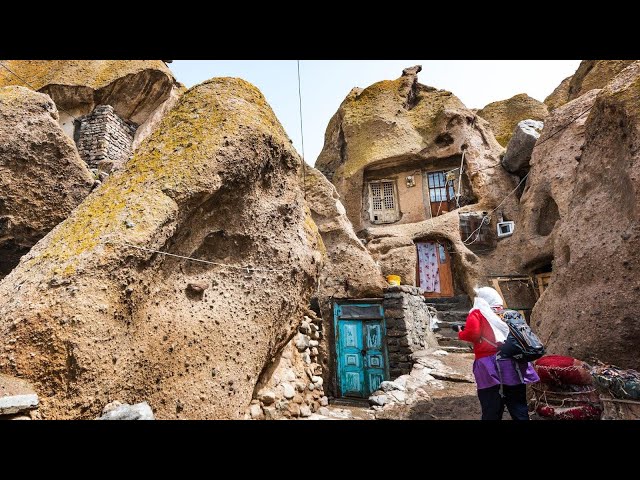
[497,221,515,238]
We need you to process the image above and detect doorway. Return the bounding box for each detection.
[416,240,454,297]
[333,302,388,398]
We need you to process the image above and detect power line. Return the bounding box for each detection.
[110,240,286,273]
[0,61,82,123]
[535,104,593,148]
[297,60,307,199]
[461,105,593,246]
[462,171,530,245]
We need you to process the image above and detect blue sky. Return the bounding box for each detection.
[169,60,580,166]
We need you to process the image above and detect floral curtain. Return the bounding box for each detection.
[417,242,441,293]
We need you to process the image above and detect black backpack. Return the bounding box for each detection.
[497,310,545,363]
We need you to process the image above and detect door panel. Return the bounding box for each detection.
[334,303,388,398]
[364,321,386,394]
[337,320,365,397]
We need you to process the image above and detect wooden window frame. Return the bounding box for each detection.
[368,179,400,224]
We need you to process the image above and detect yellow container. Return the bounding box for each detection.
[387,275,401,286]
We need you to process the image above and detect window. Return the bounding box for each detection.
[368,180,399,224]
[427,171,456,217]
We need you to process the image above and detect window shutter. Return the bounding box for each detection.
[371,183,383,211]
[383,182,395,209]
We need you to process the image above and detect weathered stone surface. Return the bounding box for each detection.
[369,394,390,406]
[388,390,407,403]
[510,89,600,272]
[282,383,295,399]
[533,61,640,370]
[305,166,386,301]
[0,394,38,415]
[294,333,310,352]
[299,405,312,417]
[567,60,636,103]
[0,374,38,415]
[0,78,321,419]
[477,93,549,147]
[257,389,276,406]
[379,380,404,392]
[501,120,544,176]
[97,402,154,420]
[0,86,94,278]
[545,61,637,112]
[249,404,264,420]
[544,75,572,111]
[0,60,183,145]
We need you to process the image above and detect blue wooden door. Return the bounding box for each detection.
[334,303,388,398]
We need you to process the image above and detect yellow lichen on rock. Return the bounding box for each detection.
[477,93,549,147]
[0,60,172,90]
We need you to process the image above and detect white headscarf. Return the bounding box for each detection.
[470,287,509,343]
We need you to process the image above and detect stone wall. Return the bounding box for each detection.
[383,285,438,378]
[250,312,327,419]
[76,105,137,169]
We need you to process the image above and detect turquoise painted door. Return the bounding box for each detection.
[334,303,388,398]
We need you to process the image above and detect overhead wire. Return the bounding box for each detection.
[297,60,307,199]
[109,240,286,273]
[0,61,82,123]
[462,104,594,246]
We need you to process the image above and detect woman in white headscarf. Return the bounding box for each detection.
[453,287,539,420]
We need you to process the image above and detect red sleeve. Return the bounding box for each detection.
[458,310,483,343]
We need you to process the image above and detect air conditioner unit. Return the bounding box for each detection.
[497,221,515,238]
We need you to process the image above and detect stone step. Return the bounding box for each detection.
[435,335,473,350]
[440,346,474,353]
[436,311,469,324]
[425,294,471,310]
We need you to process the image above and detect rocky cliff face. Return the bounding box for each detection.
[0,86,94,279]
[533,62,640,370]
[304,165,386,301]
[544,76,573,111]
[476,93,549,147]
[510,89,600,271]
[316,66,522,293]
[543,61,636,112]
[0,77,323,419]
[0,60,183,146]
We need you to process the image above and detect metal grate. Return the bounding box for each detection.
[371,183,382,211]
[383,182,395,209]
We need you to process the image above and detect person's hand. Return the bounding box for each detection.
[451,324,465,333]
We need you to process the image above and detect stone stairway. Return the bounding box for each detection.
[427,295,473,351]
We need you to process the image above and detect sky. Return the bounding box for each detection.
[169,60,580,166]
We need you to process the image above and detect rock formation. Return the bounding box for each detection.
[532,62,640,370]
[477,93,549,147]
[0,77,323,419]
[0,60,183,148]
[316,66,522,294]
[544,61,636,112]
[501,119,544,177]
[304,165,386,301]
[0,86,94,279]
[544,75,572,111]
[510,89,599,272]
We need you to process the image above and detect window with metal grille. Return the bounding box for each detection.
[368,180,398,224]
[427,171,455,203]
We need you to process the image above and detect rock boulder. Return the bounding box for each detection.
[0,86,94,278]
[501,119,544,176]
[0,77,321,419]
